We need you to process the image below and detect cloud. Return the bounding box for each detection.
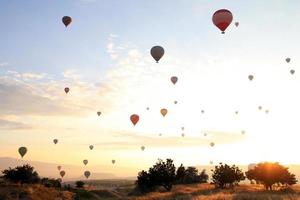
[0,119,32,130]
[0,62,8,67]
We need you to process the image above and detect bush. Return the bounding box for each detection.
[182,167,208,184]
[75,180,85,188]
[2,164,40,184]
[136,159,176,192]
[211,163,245,188]
[41,178,61,188]
[246,162,297,190]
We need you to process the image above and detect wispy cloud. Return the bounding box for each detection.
[0,119,32,130]
[0,62,8,67]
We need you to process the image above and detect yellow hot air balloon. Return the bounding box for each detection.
[160,108,168,117]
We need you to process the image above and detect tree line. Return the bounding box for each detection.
[136,159,297,192]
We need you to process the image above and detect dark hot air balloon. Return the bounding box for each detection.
[150,46,164,63]
[18,147,27,158]
[62,16,72,27]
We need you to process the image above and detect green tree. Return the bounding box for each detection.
[246,162,297,190]
[175,164,185,184]
[211,163,245,188]
[75,180,85,188]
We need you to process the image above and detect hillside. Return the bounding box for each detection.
[0,183,73,200]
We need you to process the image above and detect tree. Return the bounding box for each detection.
[75,181,85,188]
[2,164,40,184]
[148,159,176,191]
[246,162,297,190]
[211,163,245,189]
[175,164,185,184]
[136,159,176,192]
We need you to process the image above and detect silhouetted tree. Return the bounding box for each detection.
[75,181,85,188]
[246,162,297,190]
[175,164,185,184]
[212,163,245,189]
[148,159,176,191]
[136,159,176,192]
[2,164,40,184]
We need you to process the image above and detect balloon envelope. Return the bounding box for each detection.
[130,114,139,126]
[18,147,27,158]
[141,146,145,151]
[235,22,239,27]
[64,87,69,94]
[150,46,164,63]
[89,145,94,150]
[62,16,72,27]
[160,108,168,117]
[112,160,116,164]
[174,101,178,104]
[57,166,62,171]
[60,170,66,178]
[170,76,178,85]
[290,69,295,75]
[84,171,91,179]
[210,142,215,147]
[248,75,254,81]
[286,58,291,63]
[212,9,233,33]
[53,139,58,144]
[83,159,88,165]
[97,111,101,116]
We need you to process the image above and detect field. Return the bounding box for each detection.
[2,180,300,200]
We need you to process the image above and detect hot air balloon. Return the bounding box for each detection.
[181,127,184,131]
[258,106,262,110]
[64,87,69,94]
[235,111,239,115]
[181,133,185,137]
[248,163,257,170]
[248,75,254,81]
[141,146,145,151]
[62,16,72,27]
[53,139,58,145]
[210,161,214,165]
[97,111,101,116]
[210,142,215,147]
[18,147,27,158]
[150,46,164,63]
[290,69,295,75]
[112,160,116,164]
[265,110,269,114]
[235,22,239,27]
[146,107,149,110]
[241,130,245,135]
[286,58,291,63]
[84,171,91,179]
[174,101,178,104]
[57,166,62,171]
[170,76,178,85]
[60,170,66,178]
[201,110,205,114]
[204,133,207,137]
[89,145,94,150]
[159,133,162,136]
[83,159,88,166]
[160,108,168,117]
[130,114,139,126]
[212,9,233,34]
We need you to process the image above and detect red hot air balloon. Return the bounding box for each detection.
[130,114,139,126]
[212,9,233,34]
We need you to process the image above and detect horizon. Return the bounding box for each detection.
[1,0,300,178]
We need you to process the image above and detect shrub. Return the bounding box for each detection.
[211,163,245,188]
[75,180,85,188]
[41,178,61,188]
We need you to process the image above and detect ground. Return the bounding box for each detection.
[2,181,300,200]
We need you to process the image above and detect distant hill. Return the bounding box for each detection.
[0,157,135,180]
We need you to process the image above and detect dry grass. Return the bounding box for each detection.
[0,183,73,200]
[130,184,300,200]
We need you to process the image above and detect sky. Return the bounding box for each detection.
[1,0,300,177]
